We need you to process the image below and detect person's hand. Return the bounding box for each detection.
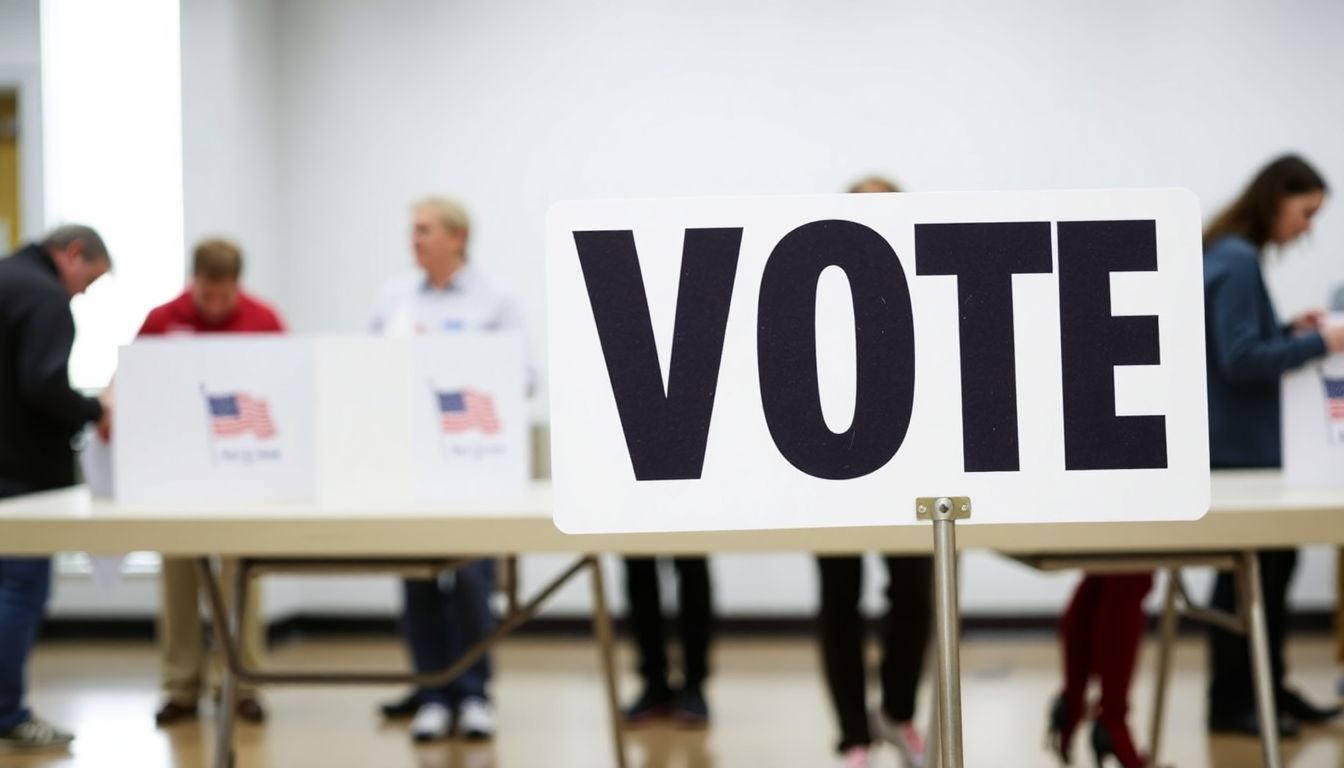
[97,393,113,442]
[1323,323,1344,354]
[1291,308,1327,334]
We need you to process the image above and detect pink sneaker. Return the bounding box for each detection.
[873,713,927,768]
[839,746,871,768]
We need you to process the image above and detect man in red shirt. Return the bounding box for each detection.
[137,239,283,727]
[139,240,284,335]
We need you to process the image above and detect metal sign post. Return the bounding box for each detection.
[918,496,970,768]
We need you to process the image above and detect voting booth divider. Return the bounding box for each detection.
[1283,332,1344,490]
[112,334,531,506]
[545,190,1233,768]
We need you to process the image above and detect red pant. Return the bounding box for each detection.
[1058,573,1153,766]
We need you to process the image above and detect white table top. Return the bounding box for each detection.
[0,470,1340,556]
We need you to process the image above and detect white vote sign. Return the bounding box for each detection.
[547,190,1211,533]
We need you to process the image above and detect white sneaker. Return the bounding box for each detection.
[409,702,453,743]
[457,697,495,740]
[838,746,871,768]
[873,712,928,768]
[0,715,75,753]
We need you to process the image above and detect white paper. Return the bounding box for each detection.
[88,555,127,589]
[78,427,115,498]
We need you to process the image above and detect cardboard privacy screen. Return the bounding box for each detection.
[546,190,1211,533]
[113,335,529,506]
[1282,324,1344,490]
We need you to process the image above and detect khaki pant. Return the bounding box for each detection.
[159,557,265,702]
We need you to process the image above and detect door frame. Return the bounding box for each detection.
[0,64,45,242]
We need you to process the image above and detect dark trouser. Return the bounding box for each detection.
[1208,548,1297,717]
[0,479,48,733]
[818,555,932,753]
[623,557,714,691]
[401,559,495,707]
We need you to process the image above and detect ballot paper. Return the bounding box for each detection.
[78,429,127,588]
[78,427,115,498]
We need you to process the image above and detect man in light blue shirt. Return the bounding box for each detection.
[372,197,521,743]
[369,201,524,338]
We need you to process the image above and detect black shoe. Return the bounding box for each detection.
[673,687,710,728]
[1208,709,1301,739]
[379,690,422,720]
[622,685,675,725]
[154,700,199,727]
[236,698,266,724]
[1279,689,1342,724]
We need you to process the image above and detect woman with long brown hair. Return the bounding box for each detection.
[1046,154,1344,767]
[1202,154,1343,736]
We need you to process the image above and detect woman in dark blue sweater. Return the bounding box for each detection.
[1203,155,1344,736]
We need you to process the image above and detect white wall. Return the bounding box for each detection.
[269,0,1344,346]
[180,0,283,301]
[42,0,185,388]
[42,1,1344,619]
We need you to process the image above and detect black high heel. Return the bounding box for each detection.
[1090,719,1113,768]
[1044,694,1073,766]
[1090,719,1150,768]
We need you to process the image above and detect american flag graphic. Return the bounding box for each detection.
[207,393,277,439]
[436,390,500,435]
[1326,377,1344,423]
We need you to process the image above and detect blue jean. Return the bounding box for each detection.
[401,559,495,706]
[0,480,51,732]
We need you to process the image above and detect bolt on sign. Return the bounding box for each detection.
[546,190,1209,533]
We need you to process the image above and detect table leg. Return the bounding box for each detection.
[1238,551,1282,768]
[588,556,628,768]
[197,558,238,768]
[1146,568,1179,767]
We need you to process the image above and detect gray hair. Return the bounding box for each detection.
[413,197,471,235]
[42,224,111,266]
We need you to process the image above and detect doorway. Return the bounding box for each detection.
[0,89,19,250]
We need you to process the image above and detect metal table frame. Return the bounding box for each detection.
[195,555,628,768]
[1014,550,1282,768]
[198,548,1287,768]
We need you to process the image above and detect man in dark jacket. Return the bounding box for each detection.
[0,224,111,753]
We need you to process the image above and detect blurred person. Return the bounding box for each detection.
[1203,155,1344,737]
[821,176,932,768]
[1046,574,1155,767]
[0,225,111,753]
[136,239,284,726]
[620,557,715,727]
[372,197,526,743]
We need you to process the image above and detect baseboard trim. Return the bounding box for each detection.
[39,611,1337,644]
